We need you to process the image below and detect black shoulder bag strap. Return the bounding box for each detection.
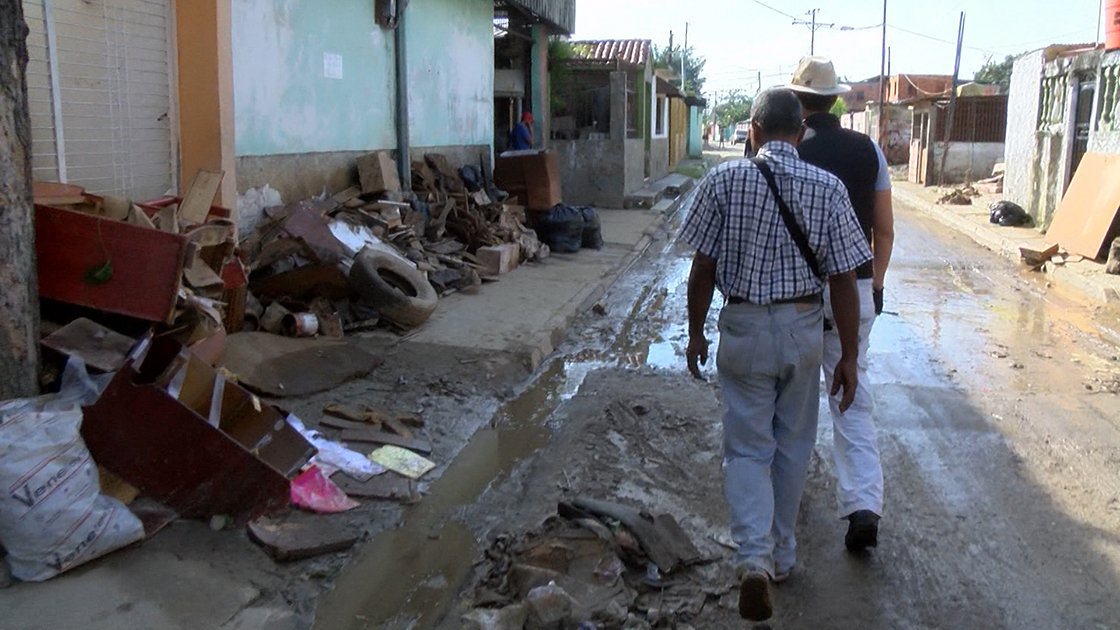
[750,157,825,281]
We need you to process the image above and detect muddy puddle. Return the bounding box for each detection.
[314,249,702,630]
[314,210,1120,629]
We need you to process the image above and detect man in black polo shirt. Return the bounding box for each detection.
[788,56,896,553]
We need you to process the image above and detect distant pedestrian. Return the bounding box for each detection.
[788,56,895,553]
[510,112,534,150]
[681,88,871,621]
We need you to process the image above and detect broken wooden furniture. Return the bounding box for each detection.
[81,338,316,523]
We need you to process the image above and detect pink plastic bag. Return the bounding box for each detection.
[290,465,359,513]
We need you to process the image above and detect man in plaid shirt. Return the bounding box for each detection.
[681,88,871,621]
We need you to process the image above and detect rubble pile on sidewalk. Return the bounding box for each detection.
[462,498,730,630]
[0,164,465,586]
[937,184,981,205]
[243,151,550,335]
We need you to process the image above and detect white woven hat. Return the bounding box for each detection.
[788,56,851,95]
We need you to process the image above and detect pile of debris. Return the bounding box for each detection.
[242,151,549,335]
[463,498,730,630]
[937,184,981,205]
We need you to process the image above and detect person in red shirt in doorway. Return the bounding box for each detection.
[510,112,534,151]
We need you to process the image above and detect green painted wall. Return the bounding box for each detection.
[406,0,494,149]
[232,0,493,158]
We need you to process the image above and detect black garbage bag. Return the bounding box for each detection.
[458,165,484,193]
[579,206,604,250]
[534,204,584,254]
[989,201,1031,227]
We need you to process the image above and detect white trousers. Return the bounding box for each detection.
[822,279,884,518]
[718,301,824,577]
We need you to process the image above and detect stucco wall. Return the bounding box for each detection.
[650,137,670,181]
[625,138,646,197]
[931,142,1005,183]
[231,0,493,187]
[406,0,494,150]
[232,0,396,157]
[554,139,626,208]
[1004,51,1045,212]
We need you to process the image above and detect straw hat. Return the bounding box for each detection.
[788,56,851,95]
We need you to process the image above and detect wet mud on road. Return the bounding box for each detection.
[316,200,1120,629]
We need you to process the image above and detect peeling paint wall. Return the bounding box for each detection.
[231,0,493,167]
[232,0,396,157]
[406,0,494,151]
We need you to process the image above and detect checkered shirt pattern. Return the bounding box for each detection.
[680,141,872,305]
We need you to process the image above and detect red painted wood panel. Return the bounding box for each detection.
[35,205,189,322]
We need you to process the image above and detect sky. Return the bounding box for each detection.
[572,0,1102,100]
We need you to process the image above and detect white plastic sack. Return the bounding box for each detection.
[0,358,144,582]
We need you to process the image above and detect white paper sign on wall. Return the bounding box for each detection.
[324,53,344,80]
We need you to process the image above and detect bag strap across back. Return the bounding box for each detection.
[750,157,825,281]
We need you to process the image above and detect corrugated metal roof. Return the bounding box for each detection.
[571,39,652,68]
[501,1,576,34]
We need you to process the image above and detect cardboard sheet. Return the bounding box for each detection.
[1046,153,1120,259]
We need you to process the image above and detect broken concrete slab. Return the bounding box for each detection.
[220,332,381,397]
[247,513,361,563]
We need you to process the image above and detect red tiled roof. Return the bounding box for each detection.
[570,39,651,67]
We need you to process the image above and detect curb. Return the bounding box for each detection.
[893,187,1120,304]
[520,212,667,372]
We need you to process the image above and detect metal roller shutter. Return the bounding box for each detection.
[23,0,175,200]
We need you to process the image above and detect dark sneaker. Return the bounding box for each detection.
[845,510,881,552]
[738,571,774,621]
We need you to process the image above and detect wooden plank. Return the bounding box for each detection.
[1046,153,1120,259]
[340,429,432,455]
[40,317,135,372]
[320,415,379,432]
[35,205,189,322]
[178,170,225,225]
[248,514,360,562]
[331,471,419,502]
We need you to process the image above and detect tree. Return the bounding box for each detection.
[830,99,848,117]
[711,91,753,129]
[652,44,707,95]
[975,55,1016,94]
[0,0,39,400]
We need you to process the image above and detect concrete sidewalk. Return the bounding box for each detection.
[893,181,1120,304]
[408,208,666,370]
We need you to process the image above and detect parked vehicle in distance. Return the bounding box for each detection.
[733,119,750,144]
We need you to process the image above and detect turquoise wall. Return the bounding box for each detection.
[406,0,494,149]
[232,0,493,157]
[688,106,703,157]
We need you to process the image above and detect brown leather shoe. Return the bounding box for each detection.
[738,571,774,621]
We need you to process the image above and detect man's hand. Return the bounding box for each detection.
[873,286,884,316]
[687,336,709,380]
[830,356,859,412]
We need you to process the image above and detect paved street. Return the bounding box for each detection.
[320,194,1120,629]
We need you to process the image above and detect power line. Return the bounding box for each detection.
[887,24,1000,54]
[746,0,798,21]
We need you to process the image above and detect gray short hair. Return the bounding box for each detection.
[751,89,803,136]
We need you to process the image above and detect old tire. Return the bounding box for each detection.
[349,247,438,328]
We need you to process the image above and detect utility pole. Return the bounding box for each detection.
[939,12,966,186]
[757,70,762,94]
[682,22,689,88]
[793,9,833,55]
[877,0,888,148]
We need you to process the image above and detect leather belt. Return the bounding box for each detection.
[727,293,822,306]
